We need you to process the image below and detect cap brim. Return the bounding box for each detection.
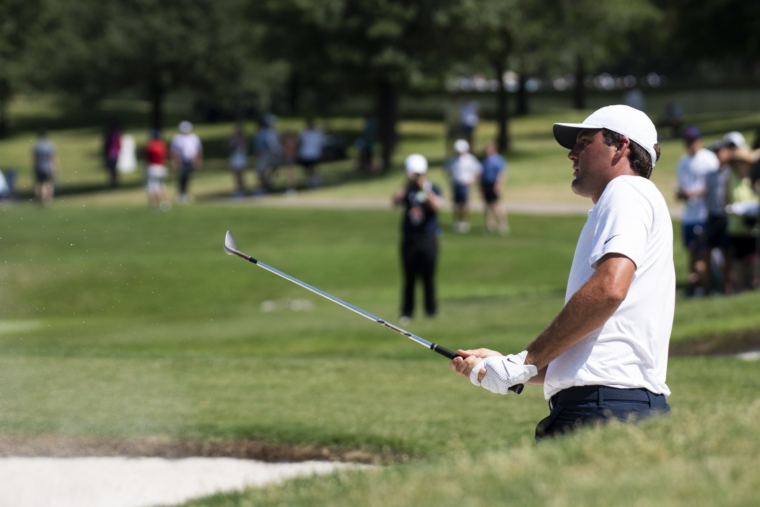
[552,123,601,150]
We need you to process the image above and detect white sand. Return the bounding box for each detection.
[0,457,359,507]
[736,350,760,361]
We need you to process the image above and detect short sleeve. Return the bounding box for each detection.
[589,181,651,270]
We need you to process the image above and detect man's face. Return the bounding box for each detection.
[685,137,702,155]
[717,146,733,165]
[408,172,425,188]
[567,129,616,200]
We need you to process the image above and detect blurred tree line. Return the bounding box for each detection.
[1,0,758,162]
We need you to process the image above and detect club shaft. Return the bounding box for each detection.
[236,253,523,394]
[256,260,434,350]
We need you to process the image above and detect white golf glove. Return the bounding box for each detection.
[469,351,538,395]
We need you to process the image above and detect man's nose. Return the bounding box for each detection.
[567,147,579,161]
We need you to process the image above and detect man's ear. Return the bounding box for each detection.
[611,136,631,166]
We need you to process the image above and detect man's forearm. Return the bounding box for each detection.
[524,256,634,369]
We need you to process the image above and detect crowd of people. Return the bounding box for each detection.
[676,127,760,296]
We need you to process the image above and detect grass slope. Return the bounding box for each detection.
[2,205,759,460]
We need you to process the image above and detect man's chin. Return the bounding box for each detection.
[570,179,585,197]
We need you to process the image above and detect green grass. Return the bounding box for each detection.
[1,204,759,460]
[2,100,760,505]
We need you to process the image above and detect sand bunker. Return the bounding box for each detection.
[0,456,362,507]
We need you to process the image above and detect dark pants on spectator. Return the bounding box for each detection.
[535,385,670,441]
[106,158,119,188]
[401,233,438,318]
[178,161,193,196]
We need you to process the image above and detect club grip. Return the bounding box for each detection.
[430,343,523,394]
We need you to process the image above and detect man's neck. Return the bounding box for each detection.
[591,171,638,204]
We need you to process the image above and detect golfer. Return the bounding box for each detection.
[451,105,674,439]
[393,154,443,324]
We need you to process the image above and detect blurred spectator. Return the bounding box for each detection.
[355,114,377,173]
[446,139,482,233]
[725,147,760,291]
[229,124,248,196]
[480,141,509,235]
[622,86,645,111]
[117,133,137,175]
[298,118,325,188]
[253,114,281,195]
[658,101,683,139]
[676,126,719,296]
[171,121,203,203]
[145,130,169,211]
[281,131,299,195]
[752,129,760,192]
[0,169,15,200]
[103,122,121,188]
[723,131,747,150]
[0,171,11,200]
[32,129,59,206]
[458,96,480,147]
[392,154,442,323]
[704,138,738,293]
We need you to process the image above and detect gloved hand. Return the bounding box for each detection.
[469,351,537,394]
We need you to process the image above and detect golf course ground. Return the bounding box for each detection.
[1,99,759,505]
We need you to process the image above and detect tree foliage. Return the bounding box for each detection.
[255,0,462,168]
[29,0,285,129]
[0,0,47,136]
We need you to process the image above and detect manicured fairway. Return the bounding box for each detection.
[1,203,758,455]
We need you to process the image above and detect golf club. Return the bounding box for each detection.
[223,231,523,394]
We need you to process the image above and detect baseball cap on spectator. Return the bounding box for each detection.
[405,154,428,175]
[723,131,747,148]
[454,139,470,154]
[553,105,659,167]
[682,125,701,143]
[179,121,193,134]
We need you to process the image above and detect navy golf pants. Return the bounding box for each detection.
[535,385,670,441]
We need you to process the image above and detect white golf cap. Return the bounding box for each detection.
[553,105,659,167]
[179,121,193,133]
[405,154,428,174]
[723,131,747,148]
[454,139,470,153]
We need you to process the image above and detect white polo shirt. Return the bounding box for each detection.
[171,133,203,163]
[676,148,719,224]
[544,175,675,399]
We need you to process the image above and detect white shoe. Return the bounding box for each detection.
[499,224,510,235]
[460,222,471,233]
[399,316,411,326]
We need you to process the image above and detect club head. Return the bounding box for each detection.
[224,230,238,255]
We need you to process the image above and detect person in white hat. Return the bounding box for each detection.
[447,139,482,233]
[392,154,443,324]
[171,121,203,203]
[450,105,674,439]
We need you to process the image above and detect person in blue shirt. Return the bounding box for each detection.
[480,141,509,234]
[392,154,443,324]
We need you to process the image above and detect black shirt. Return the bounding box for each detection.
[401,183,442,235]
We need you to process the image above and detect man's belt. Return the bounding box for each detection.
[553,385,652,405]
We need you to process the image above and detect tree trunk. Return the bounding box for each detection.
[573,55,586,110]
[377,78,399,171]
[149,79,164,131]
[0,79,10,139]
[494,60,509,153]
[287,73,300,115]
[517,73,529,116]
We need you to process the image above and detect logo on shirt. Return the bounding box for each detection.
[604,234,621,245]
